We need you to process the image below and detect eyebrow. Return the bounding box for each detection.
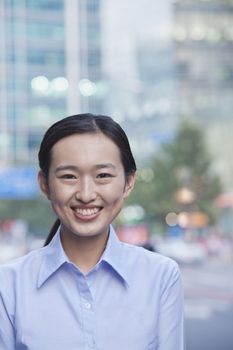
[95,163,116,170]
[55,165,78,173]
[55,163,116,173]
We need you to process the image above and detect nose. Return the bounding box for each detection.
[75,177,97,203]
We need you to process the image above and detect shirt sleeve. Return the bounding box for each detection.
[158,261,185,350]
[0,278,15,349]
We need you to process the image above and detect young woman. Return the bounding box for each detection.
[0,114,184,349]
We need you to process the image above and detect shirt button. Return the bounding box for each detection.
[84,301,92,309]
[88,339,95,348]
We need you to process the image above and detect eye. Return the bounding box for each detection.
[61,174,76,179]
[97,173,113,179]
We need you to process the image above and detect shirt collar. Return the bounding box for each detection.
[37,225,130,288]
[101,225,130,286]
[37,228,69,288]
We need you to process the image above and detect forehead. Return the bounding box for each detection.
[50,132,122,167]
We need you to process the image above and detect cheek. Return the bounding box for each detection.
[48,184,71,205]
[105,182,126,204]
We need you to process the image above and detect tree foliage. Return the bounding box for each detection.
[127,119,222,226]
[0,196,55,236]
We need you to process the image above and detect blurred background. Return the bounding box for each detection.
[0,0,233,349]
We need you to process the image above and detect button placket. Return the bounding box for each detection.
[84,301,92,310]
[78,275,96,349]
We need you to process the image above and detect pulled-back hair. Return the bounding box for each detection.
[38,113,136,245]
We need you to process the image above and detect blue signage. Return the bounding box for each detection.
[0,167,39,199]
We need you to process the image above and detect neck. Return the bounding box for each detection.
[60,229,109,274]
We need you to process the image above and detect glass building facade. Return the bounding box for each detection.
[173,0,233,122]
[173,0,233,187]
[0,0,103,165]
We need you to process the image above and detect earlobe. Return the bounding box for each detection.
[38,171,50,200]
[123,172,136,198]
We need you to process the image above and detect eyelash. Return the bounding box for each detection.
[61,174,76,179]
[97,173,113,179]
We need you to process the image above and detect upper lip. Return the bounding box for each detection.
[71,205,102,210]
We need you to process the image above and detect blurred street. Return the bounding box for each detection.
[182,260,233,350]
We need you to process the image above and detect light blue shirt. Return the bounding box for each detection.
[0,226,184,350]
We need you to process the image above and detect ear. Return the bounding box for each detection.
[123,172,136,199]
[38,171,50,200]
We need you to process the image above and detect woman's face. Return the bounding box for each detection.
[39,132,135,240]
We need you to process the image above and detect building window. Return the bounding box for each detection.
[27,23,64,40]
[86,0,100,13]
[27,50,65,65]
[87,48,101,66]
[26,0,63,10]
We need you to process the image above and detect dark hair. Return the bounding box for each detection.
[38,113,136,246]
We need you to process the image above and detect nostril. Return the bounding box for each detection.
[74,190,97,203]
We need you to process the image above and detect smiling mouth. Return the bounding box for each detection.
[72,207,102,218]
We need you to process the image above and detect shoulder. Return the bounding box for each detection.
[117,242,182,295]
[0,247,46,288]
[120,241,179,275]
[0,248,44,314]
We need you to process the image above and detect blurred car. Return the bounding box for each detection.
[156,237,207,264]
[116,224,156,251]
[116,224,150,246]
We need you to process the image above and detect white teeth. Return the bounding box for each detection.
[75,208,99,216]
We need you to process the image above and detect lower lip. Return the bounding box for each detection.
[73,210,101,222]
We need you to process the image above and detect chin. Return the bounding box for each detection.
[68,225,108,239]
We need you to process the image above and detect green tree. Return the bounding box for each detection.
[0,196,55,236]
[127,119,222,227]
